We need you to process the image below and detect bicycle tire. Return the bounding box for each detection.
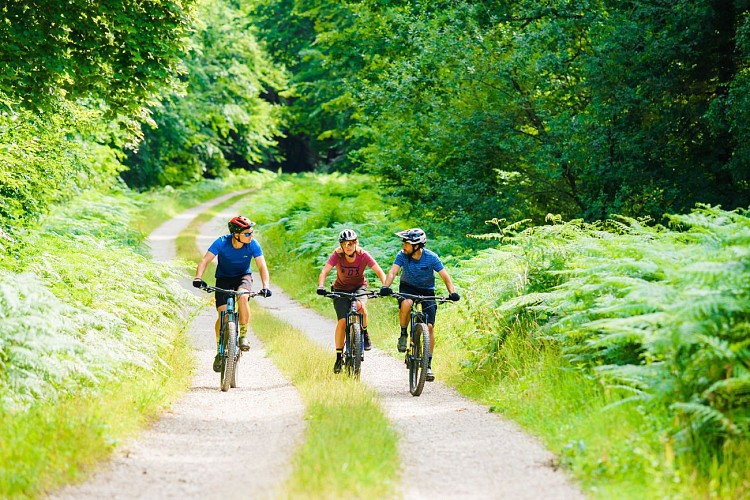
[221,321,237,392]
[230,320,240,388]
[230,351,238,388]
[350,322,362,378]
[409,323,430,396]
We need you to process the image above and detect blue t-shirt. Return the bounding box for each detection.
[208,235,263,278]
[394,248,444,290]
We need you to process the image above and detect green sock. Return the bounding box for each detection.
[240,324,248,337]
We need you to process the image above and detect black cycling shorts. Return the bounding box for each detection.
[332,286,368,320]
[215,274,253,308]
[398,282,437,325]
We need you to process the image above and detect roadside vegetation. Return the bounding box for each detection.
[2,0,749,497]
[236,173,750,498]
[0,173,268,497]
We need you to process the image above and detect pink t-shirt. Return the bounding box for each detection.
[327,249,376,290]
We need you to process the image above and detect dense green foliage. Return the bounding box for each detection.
[253,1,750,233]
[0,102,125,241]
[238,173,749,496]
[1,0,196,237]
[1,0,284,242]
[2,0,749,494]
[122,0,287,188]
[0,190,198,411]
[459,206,750,487]
[0,0,195,117]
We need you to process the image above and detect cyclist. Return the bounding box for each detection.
[316,229,387,373]
[379,228,459,381]
[193,215,272,372]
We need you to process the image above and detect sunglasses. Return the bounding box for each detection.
[242,231,254,237]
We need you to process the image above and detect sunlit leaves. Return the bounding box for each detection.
[122,0,286,188]
[461,205,750,456]
[0,0,196,118]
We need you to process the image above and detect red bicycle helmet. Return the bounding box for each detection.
[228,216,255,234]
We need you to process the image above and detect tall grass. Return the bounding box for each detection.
[450,208,750,497]
[248,305,399,498]
[0,188,202,497]
[224,174,749,497]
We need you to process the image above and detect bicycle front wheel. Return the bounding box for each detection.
[409,323,430,396]
[221,321,237,392]
[347,322,362,379]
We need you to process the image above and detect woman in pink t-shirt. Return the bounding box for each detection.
[317,229,387,373]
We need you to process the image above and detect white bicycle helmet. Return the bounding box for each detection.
[339,228,358,242]
[395,228,427,245]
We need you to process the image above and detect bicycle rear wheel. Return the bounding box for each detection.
[347,322,362,379]
[221,321,237,392]
[409,323,430,396]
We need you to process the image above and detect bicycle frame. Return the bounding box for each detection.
[321,289,378,378]
[200,284,259,392]
[389,292,451,396]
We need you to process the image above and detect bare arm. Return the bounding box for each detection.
[255,255,270,289]
[437,268,455,294]
[318,263,334,288]
[383,263,401,287]
[194,250,216,279]
[369,262,388,285]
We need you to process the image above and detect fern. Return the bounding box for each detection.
[459,205,750,459]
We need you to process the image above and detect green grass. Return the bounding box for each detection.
[175,194,402,498]
[0,328,194,498]
[248,304,399,498]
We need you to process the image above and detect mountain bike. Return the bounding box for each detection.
[200,284,259,392]
[320,289,379,379]
[389,292,453,396]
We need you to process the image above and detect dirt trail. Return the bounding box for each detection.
[49,193,306,500]
[49,192,584,499]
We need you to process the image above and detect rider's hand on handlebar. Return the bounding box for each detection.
[193,278,207,289]
[448,292,460,302]
[379,286,393,297]
[259,288,272,297]
[316,287,327,296]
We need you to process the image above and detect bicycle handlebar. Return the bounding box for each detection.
[321,290,380,300]
[388,292,455,303]
[200,285,260,297]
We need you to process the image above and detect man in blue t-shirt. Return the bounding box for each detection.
[380,228,460,382]
[193,216,271,372]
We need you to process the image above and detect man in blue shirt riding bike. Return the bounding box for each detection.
[380,228,459,382]
[193,216,272,372]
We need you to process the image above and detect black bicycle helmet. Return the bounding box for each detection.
[339,228,358,242]
[228,216,255,234]
[395,228,427,245]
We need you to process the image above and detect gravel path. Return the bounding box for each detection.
[49,192,306,500]
[49,192,584,499]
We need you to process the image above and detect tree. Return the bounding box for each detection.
[121,0,287,188]
[0,0,195,118]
